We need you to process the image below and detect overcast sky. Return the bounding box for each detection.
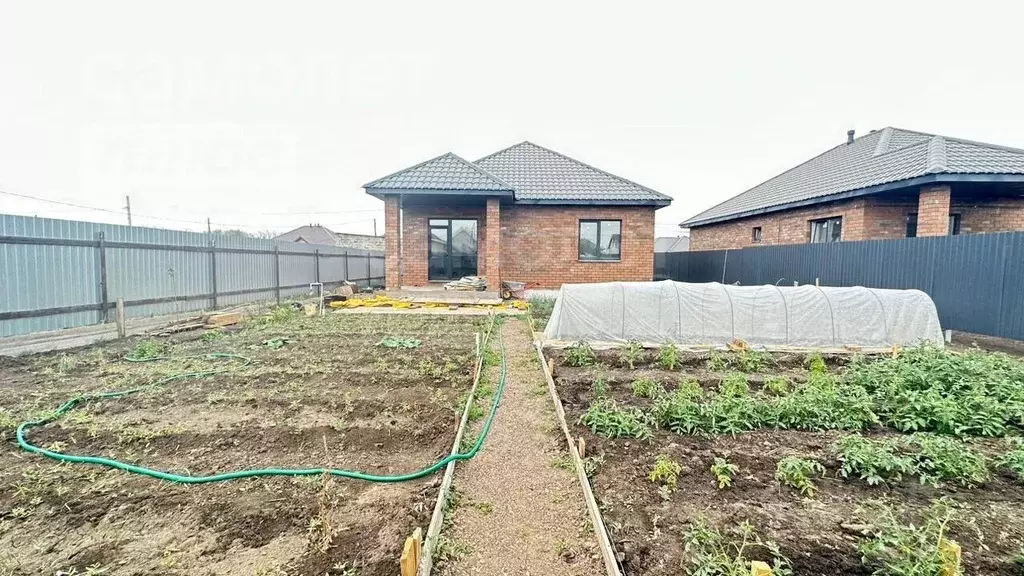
[2,1,1022,237]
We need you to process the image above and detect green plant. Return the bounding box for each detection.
[995,437,1024,482]
[658,342,680,370]
[711,457,739,489]
[735,349,773,373]
[706,351,729,372]
[775,456,825,496]
[764,376,790,394]
[593,377,609,398]
[631,377,664,399]
[857,499,961,576]
[649,454,683,489]
[564,341,597,367]
[127,339,164,360]
[619,340,645,369]
[578,397,651,439]
[834,435,914,486]
[682,517,793,576]
[719,373,750,397]
[910,433,989,488]
[806,352,828,375]
[200,329,225,342]
[766,374,878,431]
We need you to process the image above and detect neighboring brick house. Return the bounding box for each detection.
[364,141,672,289]
[274,224,385,251]
[682,127,1024,251]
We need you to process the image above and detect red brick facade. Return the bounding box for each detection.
[384,200,656,289]
[689,186,1024,251]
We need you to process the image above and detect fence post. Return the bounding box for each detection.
[366,252,371,288]
[209,236,218,309]
[97,231,109,323]
[314,249,321,284]
[273,244,281,305]
[342,250,349,281]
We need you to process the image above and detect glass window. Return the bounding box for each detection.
[751,226,762,243]
[906,213,918,238]
[579,220,622,261]
[809,217,842,243]
[949,214,961,235]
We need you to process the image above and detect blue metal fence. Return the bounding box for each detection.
[655,231,1024,341]
[0,214,385,338]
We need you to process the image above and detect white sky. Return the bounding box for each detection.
[2,1,1022,237]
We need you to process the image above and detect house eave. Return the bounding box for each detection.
[512,198,672,208]
[365,188,515,201]
[680,172,1024,228]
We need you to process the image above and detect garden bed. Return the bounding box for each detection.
[0,310,486,576]
[548,344,1024,576]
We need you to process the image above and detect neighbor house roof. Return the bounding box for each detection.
[364,152,514,196]
[682,127,1024,227]
[364,142,672,207]
[274,225,384,251]
[654,236,690,252]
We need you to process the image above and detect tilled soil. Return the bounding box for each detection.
[550,349,1024,576]
[0,312,485,576]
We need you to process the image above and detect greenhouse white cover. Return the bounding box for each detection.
[543,281,944,349]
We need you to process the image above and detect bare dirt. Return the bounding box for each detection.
[0,311,486,576]
[549,348,1024,576]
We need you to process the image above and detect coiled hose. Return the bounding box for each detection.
[16,320,506,484]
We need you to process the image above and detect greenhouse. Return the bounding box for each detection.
[543,280,944,349]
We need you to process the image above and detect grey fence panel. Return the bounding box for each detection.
[656,231,1024,340]
[0,214,385,338]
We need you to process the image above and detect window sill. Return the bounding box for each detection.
[578,259,622,263]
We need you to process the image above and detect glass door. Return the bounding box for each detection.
[428,219,477,281]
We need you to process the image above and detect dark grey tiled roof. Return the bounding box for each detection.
[474,141,672,204]
[364,152,513,192]
[682,127,1024,226]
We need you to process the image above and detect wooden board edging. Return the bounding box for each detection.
[535,341,623,576]
[417,315,495,576]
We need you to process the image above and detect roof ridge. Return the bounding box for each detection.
[363,151,513,190]
[872,127,894,156]
[475,140,670,200]
[925,135,948,174]
[886,127,1024,156]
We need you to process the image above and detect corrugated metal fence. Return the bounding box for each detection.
[0,214,385,338]
[655,231,1024,341]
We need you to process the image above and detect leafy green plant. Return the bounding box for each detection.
[764,376,790,394]
[995,437,1024,482]
[631,377,664,399]
[711,457,739,489]
[735,349,773,373]
[578,398,651,439]
[806,352,828,375]
[834,435,914,486]
[127,339,164,360]
[706,351,729,372]
[593,377,609,399]
[682,517,793,576]
[200,329,225,342]
[564,341,597,367]
[766,374,878,431]
[619,340,645,369]
[719,373,750,397]
[857,499,961,576]
[649,454,683,489]
[658,342,680,370]
[910,433,989,488]
[775,456,825,496]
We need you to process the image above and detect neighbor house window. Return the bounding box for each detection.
[949,214,962,235]
[579,219,621,261]
[809,217,842,243]
[751,226,762,244]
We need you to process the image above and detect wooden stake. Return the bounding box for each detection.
[400,527,422,576]
[547,357,556,378]
[116,298,126,339]
[577,437,586,459]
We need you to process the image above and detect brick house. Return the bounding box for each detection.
[682,127,1024,250]
[364,141,672,289]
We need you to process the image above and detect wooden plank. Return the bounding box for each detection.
[411,296,502,306]
[535,341,623,576]
[400,527,422,576]
[206,312,243,327]
[418,316,495,576]
[116,299,126,339]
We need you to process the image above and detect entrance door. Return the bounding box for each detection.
[428,219,478,281]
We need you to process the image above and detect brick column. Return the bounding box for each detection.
[485,198,501,291]
[384,196,401,289]
[917,185,951,236]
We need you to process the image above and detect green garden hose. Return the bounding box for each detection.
[16,322,507,484]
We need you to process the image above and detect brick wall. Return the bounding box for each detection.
[398,203,488,287]
[502,205,656,288]
[917,185,952,236]
[384,197,401,290]
[689,189,1024,251]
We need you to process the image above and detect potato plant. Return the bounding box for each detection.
[619,340,646,369]
[578,398,651,439]
[834,435,914,486]
[682,518,793,576]
[711,457,738,489]
[649,454,683,489]
[657,342,680,370]
[564,341,597,367]
[775,456,825,496]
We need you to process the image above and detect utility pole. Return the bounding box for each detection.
[373,218,377,236]
[207,217,212,235]
[124,195,132,226]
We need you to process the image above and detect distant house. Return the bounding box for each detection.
[654,236,690,252]
[274,225,384,251]
[363,141,673,289]
[682,127,1024,250]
